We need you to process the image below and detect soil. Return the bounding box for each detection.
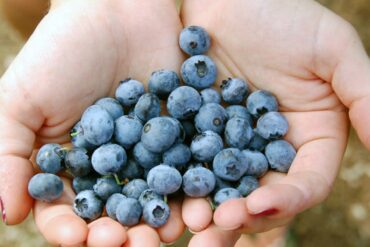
[0,0,369,246]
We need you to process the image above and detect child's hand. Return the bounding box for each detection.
[0,0,185,246]
[181,0,370,245]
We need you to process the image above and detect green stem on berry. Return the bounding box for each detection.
[113,174,126,185]
[70,131,80,137]
[164,195,168,203]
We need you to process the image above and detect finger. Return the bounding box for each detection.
[33,178,88,246]
[123,224,160,247]
[188,224,241,247]
[157,200,185,244]
[182,197,213,233]
[87,217,127,247]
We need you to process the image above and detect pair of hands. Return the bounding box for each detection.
[1,0,370,246]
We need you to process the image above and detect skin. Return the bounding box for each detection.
[0,0,370,246]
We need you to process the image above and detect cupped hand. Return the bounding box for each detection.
[0,0,185,246]
[181,0,370,245]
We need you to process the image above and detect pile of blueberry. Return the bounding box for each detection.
[27,26,296,228]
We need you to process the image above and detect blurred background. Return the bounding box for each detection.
[0,0,369,246]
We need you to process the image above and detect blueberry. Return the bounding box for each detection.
[115,78,145,107]
[225,105,253,126]
[163,144,191,170]
[248,130,269,152]
[148,69,180,99]
[246,90,278,117]
[187,162,203,170]
[167,86,202,120]
[143,199,170,228]
[213,148,249,181]
[194,103,227,134]
[163,116,186,144]
[70,121,97,152]
[72,176,97,194]
[118,158,144,180]
[106,193,126,220]
[256,112,288,140]
[134,93,161,123]
[36,143,64,174]
[65,148,92,177]
[236,176,259,197]
[181,120,196,143]
[265,140,296,173]
[93,177,122,201]
[214,177,234,193]
[80,105,114,146]
[133,142,162,169]
[200,88,221,105]
[91,144,127,176]
[122,179,149,199]
[147,164,182,195]
[139,189,164,207]
[141,117,178,153]
[95,97,124,120]
[114,115,143,149]
[182,167,216,197]
[116,198,142,226]
[214,188,241,206]
[225,117,254,149]
[242,150,268,178]
[179,26,211,56]
[28,173,63,202]
[181,55,217,89]
[73,190,103,221]
[221,78,249,104]
[190,131,223,162]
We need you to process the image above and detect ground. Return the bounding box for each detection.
[0,0,370,246]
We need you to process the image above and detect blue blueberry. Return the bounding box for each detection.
[122,179,149,199]
[187,162,203,170]
[214,176,234,193]
[163,116,186,144]
[93,177,122,201]
[181,55,217,89]
[181,120,196,143]
[225,117,254,149]
[73,190,103,221]
[200,88,221,105]
[95,97,124,120]
[36,143,64,174]
[182,167,216,197]
[28,173,63,202]
[167,86,202,120]
[214,188,241,206]
[256,112,288,140]
[163,144,191,170]
[147,164,182,195]
[116,198,142,226]
[65,148,92,177]
[139,189,164,207]
[91,144,127,176]
[246,90,278,117]
[141,117,178,153]
[236,176,259,197]
[72,176,97,194]
[133,142,162,169]
[115,78,145,107]
[225,105,253,126]
[80,105,114,146]
[70,121,97,152]
[221,78,249,104]
[114,115,143,149]
[265,140,296,173]
[190,131,223,162]
[179,26,211,56]
[134,93,161,123]
[106,193,126,220]
[148,69,180,99]
[213,148,249,181]
[194,103,227,134]
[248,130,269,152]
[143,199,170,228]
[242,150,268,178]
[118,158,144,180]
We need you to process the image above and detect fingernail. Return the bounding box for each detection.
[252,208,278,217]
[220,224,242,231]
[0,196,6,224]
[188,228,201,234]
